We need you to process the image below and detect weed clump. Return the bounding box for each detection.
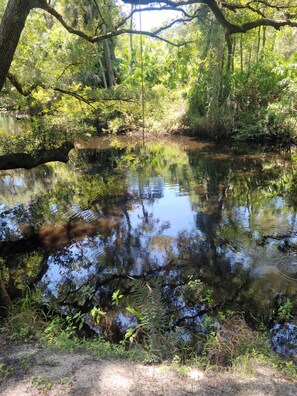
[203,314,266,367]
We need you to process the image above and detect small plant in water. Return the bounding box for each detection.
[112,289,124,306]
[278,298,294,321]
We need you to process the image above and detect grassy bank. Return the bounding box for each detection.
[1,290,296,384]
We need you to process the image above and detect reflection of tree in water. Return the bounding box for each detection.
[1,141,297,337]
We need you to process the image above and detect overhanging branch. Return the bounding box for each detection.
[7,72,97,107]
[122,0,297,35]
[7,73,39,96]
[36,0,190,46]
[0,142,74,171]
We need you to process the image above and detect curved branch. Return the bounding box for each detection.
[53,87,96,108]
[7,73,96,107]
[221,2,267,18]
[116,6,193,30]
[36,0,192,46]
[123,0,297,35]
[56,62,83,81]
[231,18,297,34]
[153,16,197,35]
[7,73,39,96]
[1,0,296,93]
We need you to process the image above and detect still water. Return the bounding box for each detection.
[0,112,30,135]
[0,136,297,349]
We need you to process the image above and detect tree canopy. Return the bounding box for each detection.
[1,1,296,90]
[0,0,296,146]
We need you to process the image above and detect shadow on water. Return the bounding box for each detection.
[0,136,297,353]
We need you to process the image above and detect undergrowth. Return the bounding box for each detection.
[0,289,296,379]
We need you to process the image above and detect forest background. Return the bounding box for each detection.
[0,0,296,150]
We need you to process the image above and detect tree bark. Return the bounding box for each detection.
[102,24,116,88]
[0,142,74,170]
[0,0,33,91]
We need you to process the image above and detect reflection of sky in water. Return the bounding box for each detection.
[128,177,195,265]
[44,238,106,290]
[128,177,195,237]
[45,177,195,285]
[1,144,297,285]
[2,141,297,348]
[3,176,24,187]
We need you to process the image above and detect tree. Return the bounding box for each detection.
[1,0,296,92]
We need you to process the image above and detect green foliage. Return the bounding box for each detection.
[0,111,92,155]
[278,298,294,321]
[0,0,296,144]
[186,17,297,143]
[112,289,124,306]
[90,306,106,324]
[3,288,46,341]
[125,280,176,361]
[31,376,53,391]
[0,363,10,382]
[1,290,296,379]
[20,353,35,370]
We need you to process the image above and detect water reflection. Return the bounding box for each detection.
[0,137,296,340]
[0,112,30,135]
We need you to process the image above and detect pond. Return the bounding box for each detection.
[0,112,30,135]
[0,136,297,353]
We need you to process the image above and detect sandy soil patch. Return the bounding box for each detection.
[0,340,296,395]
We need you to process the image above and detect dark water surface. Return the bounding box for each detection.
[1,136,297,350]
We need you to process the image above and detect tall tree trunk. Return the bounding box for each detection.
[257,26,261,58]
[102,23,116,88]
[103,39,115,87]
[0,0,33,91]
[240,34,243,73]
[220,32,232,104]
[262,26,266,50]
[206,21,224,136]
[98,56,108,88]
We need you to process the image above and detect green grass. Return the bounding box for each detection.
[31,375,53,391]
[0,363,11,383]
[1,292,296,380]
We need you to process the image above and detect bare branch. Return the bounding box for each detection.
[7,73,39,96]
[37,0,297,44]
[221,2,267,18]
[52,87,96,108]
[237,18,297,33]
[35,0,190,46]
[116,6,193,30]
[7,72,95,108]
[153,16,197,35]
[56,62,83,81]
[0,142,74,171]
[122,0,297,34]
[249,1,297,11]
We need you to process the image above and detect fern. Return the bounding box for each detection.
[127,280,170,360]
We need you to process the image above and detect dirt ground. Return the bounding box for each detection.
[0,339,296,396]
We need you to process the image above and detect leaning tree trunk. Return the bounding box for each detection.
[0,0,34,91]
